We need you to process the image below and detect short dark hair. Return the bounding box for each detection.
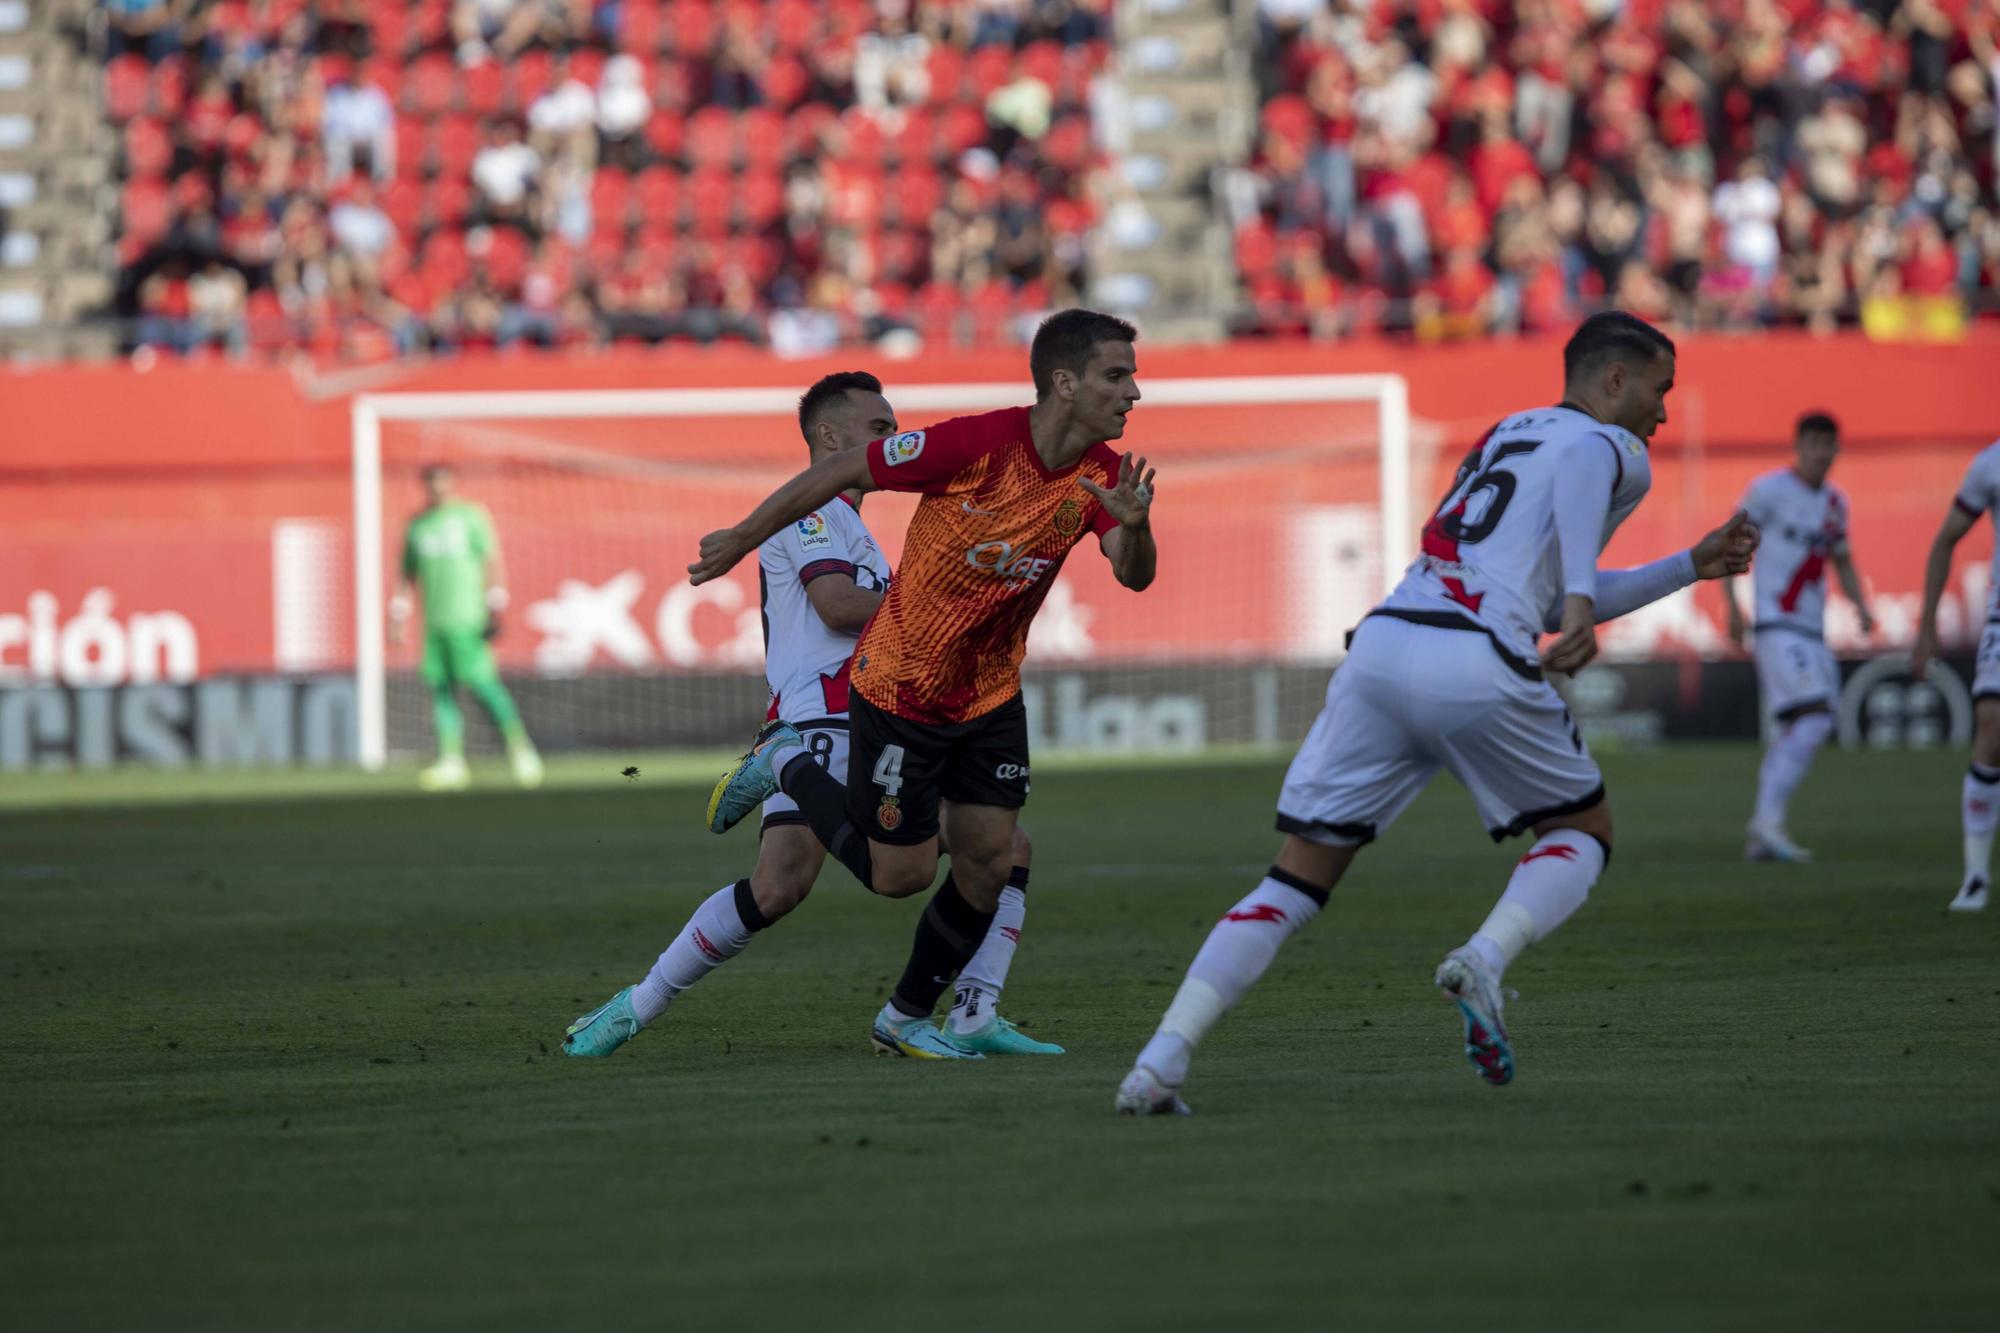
[1562,311,1676,381]
[797,370,884,442]
[1029,308,1137,399]
[1795,411,1839,441]
[421,463,452,482]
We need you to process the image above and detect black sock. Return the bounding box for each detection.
[779,752,874,889]
[890,875,996,1019]
[1008,865,1029,893]
[1972,763,2000,785]
[732,878,771,933]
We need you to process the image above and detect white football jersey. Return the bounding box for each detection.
[1379,404,1654,663]
[1740,468,1849,635]
[1954,439,2000,622]
[758,497,890,724]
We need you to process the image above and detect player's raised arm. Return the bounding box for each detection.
[1540,509,1758,634]
[1085,452,1158,591]
[1912,501,1979,677]
[688,448,878,586]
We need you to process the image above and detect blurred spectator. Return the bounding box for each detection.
[595,54,651,172]
[104,0,183,63]
[323,70,395,185]
[471,120,540,232]
[188,258,247,353]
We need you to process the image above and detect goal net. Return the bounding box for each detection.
[351,376,1414,770]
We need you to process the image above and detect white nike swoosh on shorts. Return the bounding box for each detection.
[962,500,997,515]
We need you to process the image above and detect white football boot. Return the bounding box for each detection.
[1948,876,1989,913]
[418,756,471,792]
[1115,1065,1192,1116]
[1435,946,1515,1086]
[1745,820,1813,864]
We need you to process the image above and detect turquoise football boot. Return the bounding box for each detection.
[563,986,641,1058]
[706,721,804,834]
[869,1011,984,1060]
[941,1015,1064,1056]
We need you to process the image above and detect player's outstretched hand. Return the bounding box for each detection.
[1541,594,1598,673]
[1691,509,1759,580]
[688,528,753,585]
[1079,453,1156,529]
[1910,626,1939,680]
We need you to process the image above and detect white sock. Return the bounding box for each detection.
[1468,828,1607,983]
[631,881,759,1025]
[1753,712,1833,830]
[1965,766,1999,882]
[949,876,1028,1034]
[1135,874,1325,1087]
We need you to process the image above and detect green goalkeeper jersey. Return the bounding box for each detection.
[402,501,498,633]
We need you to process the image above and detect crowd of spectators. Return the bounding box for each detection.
[1233,0,2000,339]
[102,0,1110,359]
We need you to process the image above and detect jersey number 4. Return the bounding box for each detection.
[1421,440,1542,611]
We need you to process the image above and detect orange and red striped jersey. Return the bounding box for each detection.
[852,407,1124,724]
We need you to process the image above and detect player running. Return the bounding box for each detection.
[561,372,1057,1059]
[690,309,1160,1058]
[1910,436,2000,912]
[1724,412,1875,864]
[390,463,543,791]
[1116,311,1758,1114]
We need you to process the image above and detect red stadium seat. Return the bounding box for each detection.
[369,5,408,57]
[1019,41,1064,91]
[591,168,633,233]
[383,178,425,234]
[740,107,784,172]
[463,62,505,117]
[762,54,808,110]
[927,45,965,104]
[427,176,471,226]
[646,110,685,161]
[1262,95,1314,148]
[124,117,171,180]
[410,0,451,49]
[407,53,455,118]
[479,227,529,293]
[570,49,607,88]
[888,167,942,228]
[771,0,818,53]
[688,170,732,236]
[739,170,784,228]
[359,57,402,105]
[423,229,470,289]
[150,58,188,117]
[585,231,626,273]
[620,0,663,53]
[967,47,1013,101]
[826,162,883,229]
[669,1,714,55]
[394,119,429,179]
[513,50,554,108]
[841,108,885,164]
[686,106,736,171]
[938,103,988,155]
[784,104,837,159]
[634,165,682,227]
[1041,117,1091,173]
[885,107,933,165]
[104,56,149,123]
[1235,221,1279,279]
[121,179,171,243]
[434,115,481,179]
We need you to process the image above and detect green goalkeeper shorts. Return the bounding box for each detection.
[421,626,501,690]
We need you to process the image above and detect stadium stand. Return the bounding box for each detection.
[1,0,1995,359]
[1233,0,2000,340]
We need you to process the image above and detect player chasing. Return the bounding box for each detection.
[1116,312,1759,1115]
[1910,434,2000,912]
[391,463,543,791]
[562,373,1056,1059]
[689,310,1159,1059]
[1725,412,1875,864]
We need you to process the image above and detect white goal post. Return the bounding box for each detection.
[350,374,1411,771]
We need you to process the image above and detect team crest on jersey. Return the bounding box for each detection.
[1053,498,1083,537]
[882,431,926,466]
[795,511,833,551]
[877,796,902,830]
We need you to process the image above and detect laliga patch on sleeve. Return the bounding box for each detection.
[881,430,926,466]
[795,511,834,551]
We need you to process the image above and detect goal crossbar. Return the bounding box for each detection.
[350,374,1412,769]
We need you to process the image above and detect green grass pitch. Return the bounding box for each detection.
[3,743,1996,1330]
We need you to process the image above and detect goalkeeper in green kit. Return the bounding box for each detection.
[389,464,544,791]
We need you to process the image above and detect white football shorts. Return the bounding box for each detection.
[1752,628,1840,719]
[1276,614,1605,845]
[760,721,849,829]
[1975,622,2000,702]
